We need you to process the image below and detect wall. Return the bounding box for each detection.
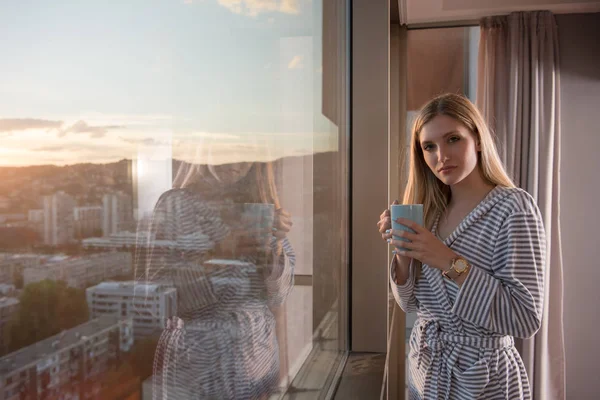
[352,0,389,352]
[557,12,600,399]
[389,24,408,400]
[405,0,600,24]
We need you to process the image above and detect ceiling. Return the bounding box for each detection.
[392,0,600,24]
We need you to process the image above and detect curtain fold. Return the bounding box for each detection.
[477,11,566,400]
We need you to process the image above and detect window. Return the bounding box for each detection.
[404,26,480,193]
[0,1,349,398]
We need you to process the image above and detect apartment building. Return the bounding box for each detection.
[86,281,176,338]
[0,298,19,355]
[43,192,76,246]
[73,207,103,239]
[0,254,41,286]
[102,193,134,237]
[0,316,133,400]
[23,252,132,290]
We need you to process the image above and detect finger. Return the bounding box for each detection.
[277,210,292,219]
[377,216,391,229]
[378,222,391,234]
[392,248,417,259]
[379,227,391,235]
[279,217,293,228]
[391,229,417,241]
[276,223,291,233]
[392,200,399,205]
[387,238,416,250]
[380,209,391,219]
[279,225,292,233]
[394,217,424,233]
[273,219,285,230]
[273,231,287,240]
[275,211,292,226]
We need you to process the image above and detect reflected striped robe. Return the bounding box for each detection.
[134,188,295,400]
[390,186,546,400]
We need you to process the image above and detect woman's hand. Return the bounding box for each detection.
[377,200,397,242]
[389,217,457,271]
[272,208,292,240]
[378,201,413,284]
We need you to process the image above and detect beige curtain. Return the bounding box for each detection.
[477,11,565,400]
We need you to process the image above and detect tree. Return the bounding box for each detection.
[99,362,141,399]
[3,280,89,354]
[12,269,23,289]
[94,334,159,397]
[109,274,134,282]
[128,335,160,381]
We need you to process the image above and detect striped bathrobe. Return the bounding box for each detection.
[134,188,295,399]
[390,186,546,400]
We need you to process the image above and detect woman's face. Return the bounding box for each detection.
[419,114,481,186]
[208,162,253,186]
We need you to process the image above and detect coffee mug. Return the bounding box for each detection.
[242,203,275,233]
[390,204,423,252]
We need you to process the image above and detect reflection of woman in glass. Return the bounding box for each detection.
[378,94,546,399]
[135,143,295,399]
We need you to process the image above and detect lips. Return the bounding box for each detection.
[438,166,456,173]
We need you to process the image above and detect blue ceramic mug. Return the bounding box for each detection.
[390,204,423,252]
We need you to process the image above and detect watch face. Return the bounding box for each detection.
[454,258,468,272]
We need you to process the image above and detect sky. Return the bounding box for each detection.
[0,0,338,167]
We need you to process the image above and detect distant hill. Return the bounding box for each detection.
[0,151,341,213]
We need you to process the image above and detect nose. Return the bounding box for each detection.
[437,147,449,163]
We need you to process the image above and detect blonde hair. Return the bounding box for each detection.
[403,93,514,228]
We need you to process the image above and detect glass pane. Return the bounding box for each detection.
[404,26,480,189]
[0,1,348,399]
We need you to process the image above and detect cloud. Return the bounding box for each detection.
[30,142,132,160]
[74,113,173,126]
[188,132,241,140]
[217,0,299,17]
[0,118,63,133]
[0,118,124,139]
[279,0,297,14]
[57,120,124,139]
[32,145,66,152]
[287,55,304,69]
[120,137,172,146]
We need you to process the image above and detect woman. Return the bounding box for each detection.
[135,146,295,399]
[377,93,546,399]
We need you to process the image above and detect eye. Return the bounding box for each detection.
[448,136,460,143]
[422,143,434,151]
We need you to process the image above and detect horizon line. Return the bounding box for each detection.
[0,150,337,169]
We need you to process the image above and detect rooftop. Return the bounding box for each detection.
[0,316,130,376]
[0,297,19,307]
[88,281,175,295]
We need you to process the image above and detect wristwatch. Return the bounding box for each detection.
[442,256,471,280]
